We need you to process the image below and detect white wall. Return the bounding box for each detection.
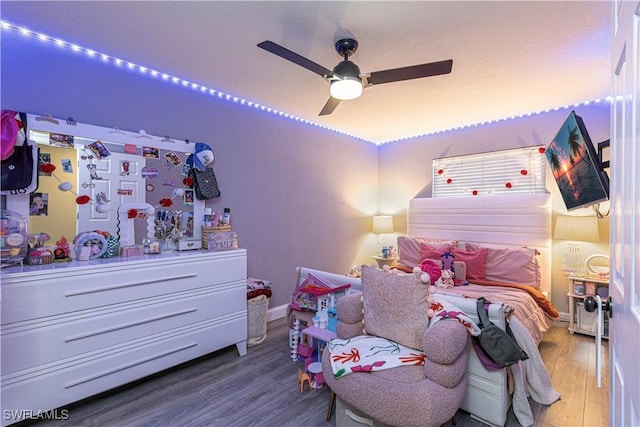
[378,103,611,312]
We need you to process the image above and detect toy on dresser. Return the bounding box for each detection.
[1,209,29,267]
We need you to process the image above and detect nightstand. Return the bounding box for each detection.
[372,256,398,268]
[567,275,609,338]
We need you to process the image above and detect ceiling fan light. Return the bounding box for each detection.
[330,77,363,100]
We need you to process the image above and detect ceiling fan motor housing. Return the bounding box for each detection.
[335,38,359,58]
[333,60,361,79]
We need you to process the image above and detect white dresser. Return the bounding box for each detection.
[0,249,247,425]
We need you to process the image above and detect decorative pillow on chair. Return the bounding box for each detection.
[361,265,430,350]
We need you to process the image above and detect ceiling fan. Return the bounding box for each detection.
[257,38,453,116]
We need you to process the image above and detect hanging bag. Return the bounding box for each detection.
[1,111,39,195]
[191,166,221,200]
[473,297,529,368]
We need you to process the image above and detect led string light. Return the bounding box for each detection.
[1,20,612,146]
[380,98,613,146]
[0,20,367,143]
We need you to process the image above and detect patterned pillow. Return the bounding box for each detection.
[361,266,430,350]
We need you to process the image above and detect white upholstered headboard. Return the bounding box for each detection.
[408,194,552,293]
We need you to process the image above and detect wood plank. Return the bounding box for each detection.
[25,319,607,427]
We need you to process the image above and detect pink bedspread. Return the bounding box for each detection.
[431,284,554,345]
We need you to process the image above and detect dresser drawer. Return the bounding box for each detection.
[1,251,246,324]
[2,283,246,374]
[1,318,246,426]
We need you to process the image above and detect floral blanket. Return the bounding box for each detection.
[327,335,425,378]
[328,298,481,378]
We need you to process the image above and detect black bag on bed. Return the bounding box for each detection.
[473,297,529,368]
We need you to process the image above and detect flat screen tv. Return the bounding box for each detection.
[546,111,609,211]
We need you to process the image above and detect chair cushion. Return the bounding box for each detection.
[322,348,466,427]
[361,266,430,350]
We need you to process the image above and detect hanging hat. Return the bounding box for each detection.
[1,110,19,161]
[188,142,215,172]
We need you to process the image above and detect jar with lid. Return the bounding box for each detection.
[142,237,152,254]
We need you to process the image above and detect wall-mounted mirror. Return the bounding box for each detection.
[4,114,204,246]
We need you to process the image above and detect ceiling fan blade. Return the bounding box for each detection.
[368,59,453,86]
[319,97,341,116]
[257,40,333,77]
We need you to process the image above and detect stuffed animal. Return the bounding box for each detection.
[418,259,442,284]
[435,269,455,288]
[441,252,455,274]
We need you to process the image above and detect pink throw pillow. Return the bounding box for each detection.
[420,242,453,261]
[397,236,421,268]
[451,247,488,281]
[484,246,541,288]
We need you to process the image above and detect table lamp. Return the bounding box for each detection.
[372,215,394,257]
[553,215,599,276]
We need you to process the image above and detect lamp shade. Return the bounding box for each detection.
[330,78,363,100]
[553,215,599,242]
[372,215,394,234]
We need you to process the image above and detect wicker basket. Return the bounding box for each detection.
[201,225,231,247]
[247,294,269,347]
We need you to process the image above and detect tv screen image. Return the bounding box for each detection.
[546,111,609,211]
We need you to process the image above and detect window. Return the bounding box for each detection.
[432,146,546,198]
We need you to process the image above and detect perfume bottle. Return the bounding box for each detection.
[221,208,231,225]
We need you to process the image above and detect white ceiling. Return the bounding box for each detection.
[1,1,612,144]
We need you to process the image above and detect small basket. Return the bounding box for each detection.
[201,225,231,247]
[247,294,270,347]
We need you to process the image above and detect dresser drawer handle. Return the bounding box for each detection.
[64,342,197,388]
[65,308,197,342]
[64,273,198,296]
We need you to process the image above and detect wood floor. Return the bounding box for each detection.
[22,319,608,427]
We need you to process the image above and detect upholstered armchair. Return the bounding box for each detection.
[321,291,469,427]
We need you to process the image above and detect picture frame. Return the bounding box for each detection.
[573,281,585,296]
[585,281,596,296]
[39,153,52,176]
[88,140,111,160]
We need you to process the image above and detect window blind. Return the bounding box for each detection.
[433,145,547,198]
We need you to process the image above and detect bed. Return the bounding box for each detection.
[304,193,560,426]
[407,193,560,426]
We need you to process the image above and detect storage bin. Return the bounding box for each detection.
[577,301,604,334]
[336,397,391,426]
[247,294,269,347]
[201,225,231,248]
